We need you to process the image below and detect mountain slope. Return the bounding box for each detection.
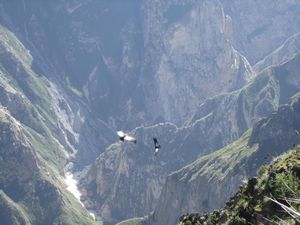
[3,0,299,127]
[0,1,300,224]
[0,190,31,225]
[0,107,98,225]
[179,147,300,225]
[80,52,300,224]
[0,23,101,225]
[254,32,300,74]
[0,0,298,164]
[221,0,300,64]
[147,92,300,225]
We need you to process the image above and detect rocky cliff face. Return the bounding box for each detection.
[3,0,291,128]
[0,190,31,225]
[0,0,298,165]
[80,52,300,224]
[0,21,114,166]
[140,0,254,124]
[0,0,258,170]
[179,147,300,225]
[254,32,300,73]
[146,88,300,225]
[0,25,99,224]
[0,1,300,224]
[221,0,300,64]
[0,107,97,225]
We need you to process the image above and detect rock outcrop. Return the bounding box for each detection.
[179,147,300,225]
[222,0,300,64]
[254,32,300,73]
[0,25,99,224]
[5,0,299,128]
[147,91,300,225]
[0,1,300,224]
[0,107,97,225]
[80,52,300,224]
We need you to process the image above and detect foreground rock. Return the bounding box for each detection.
[179,147,300,225]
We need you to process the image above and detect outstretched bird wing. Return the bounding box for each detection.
[117,131,126,138]
[153,137,158,146]
[124,135,137,143]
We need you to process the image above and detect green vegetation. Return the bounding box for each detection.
[241,68,280,114]
[116,217,144,225]
[0,25,33,67]
[0,23,57,126]
[66,76,83,97]
[179,148,300,225]
[0,190,31,225]
[25,126,67,172]
[25,73,57,125]
[0,23,68,170]
[3,174,100,225]
[0,24,101,225]
[54,195,100,225]
[177,129,258,183]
